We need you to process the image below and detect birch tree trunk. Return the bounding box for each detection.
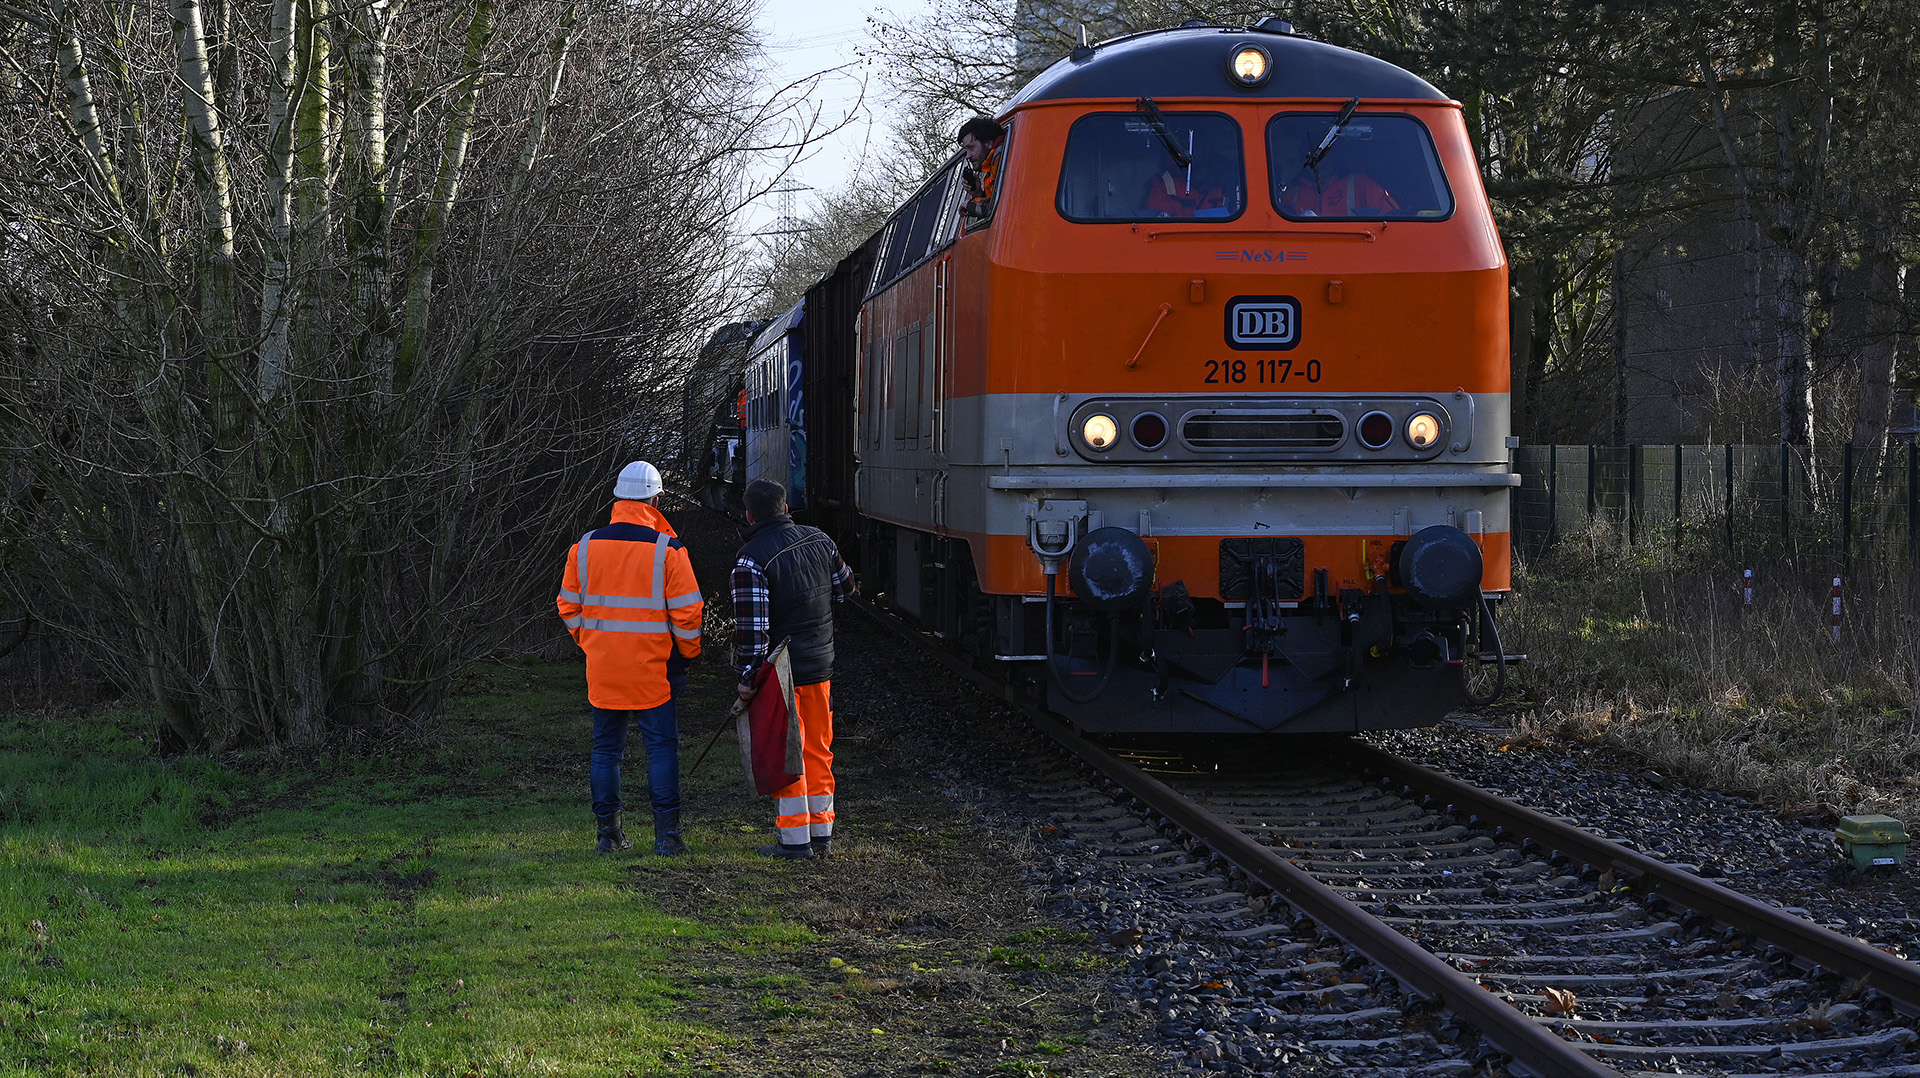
[1848,238,1902,476]
[395,0,495,393]
[259,0,298,401]
[52,3,123,209]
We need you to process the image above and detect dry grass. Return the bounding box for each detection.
[1495,523,1920,823]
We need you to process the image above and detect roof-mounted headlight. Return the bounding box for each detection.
[1228,43,1271,88]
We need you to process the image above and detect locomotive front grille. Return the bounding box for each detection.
[1181,410,1345,451]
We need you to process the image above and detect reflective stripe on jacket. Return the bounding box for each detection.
[557,500,703,709]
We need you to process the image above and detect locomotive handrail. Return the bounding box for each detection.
[986,470,1520,489]
[1126,302,1174,370]
[1145,226,1378,241]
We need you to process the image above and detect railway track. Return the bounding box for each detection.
[857,599,1920,1077]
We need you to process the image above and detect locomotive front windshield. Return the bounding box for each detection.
[1057,111,1245,222]
[1267,113,1452,221]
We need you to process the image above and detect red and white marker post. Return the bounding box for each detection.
[1830,576,1843,644]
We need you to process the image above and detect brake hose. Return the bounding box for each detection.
[1044,573,1118,704]
[1459,594,1507,707]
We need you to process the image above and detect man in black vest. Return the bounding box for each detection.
[731,479,856,859]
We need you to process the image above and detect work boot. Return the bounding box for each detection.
[759,842,815,861]
[596,812,632,854]
[810,835,834,859]
[653,810,690,857]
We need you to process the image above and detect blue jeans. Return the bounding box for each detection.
[590,695,681,819]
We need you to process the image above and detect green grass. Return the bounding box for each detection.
[0,662,811,1077]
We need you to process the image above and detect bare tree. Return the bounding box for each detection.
[742,94,962,318]
[0,0,814,749]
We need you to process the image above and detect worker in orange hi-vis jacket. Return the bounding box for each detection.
[957,114,1005,220]
[731,478,856,860]
[1276,162,1399,218]
[557,461,704,857]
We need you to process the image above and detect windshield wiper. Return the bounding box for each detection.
[1304,97,1361,168]
[1134,96,1193,168]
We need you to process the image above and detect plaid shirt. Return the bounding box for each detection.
[731,542,856,681]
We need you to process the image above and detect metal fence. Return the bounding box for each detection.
[1512,443,1920,568]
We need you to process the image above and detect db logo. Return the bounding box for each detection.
[1225,296,1302,350]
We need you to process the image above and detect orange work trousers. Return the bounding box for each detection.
[772,681,834,845]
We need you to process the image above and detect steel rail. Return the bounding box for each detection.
[1025,712,1624,1078]
[1346,741,1920,1016]
[850,600,1623,1078]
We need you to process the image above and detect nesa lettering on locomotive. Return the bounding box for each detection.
[705,19,1519,735]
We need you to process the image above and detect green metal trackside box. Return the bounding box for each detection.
[1835,814,1909,871]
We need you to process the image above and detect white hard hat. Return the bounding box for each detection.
[613,460,662,500]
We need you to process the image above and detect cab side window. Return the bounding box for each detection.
[960,124,1009,232]
[868,164,966,295]
[1057,111,1244,223]
[1267,113,1452,221]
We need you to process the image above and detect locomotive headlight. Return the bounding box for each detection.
[1131,411,1168,451]
[1357,410,1394,450]
[1081,413,1119,450]
[1405,412,1442,449]
[1228,44,1271,87]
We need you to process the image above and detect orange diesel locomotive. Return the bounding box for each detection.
[733,20,1516,734]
